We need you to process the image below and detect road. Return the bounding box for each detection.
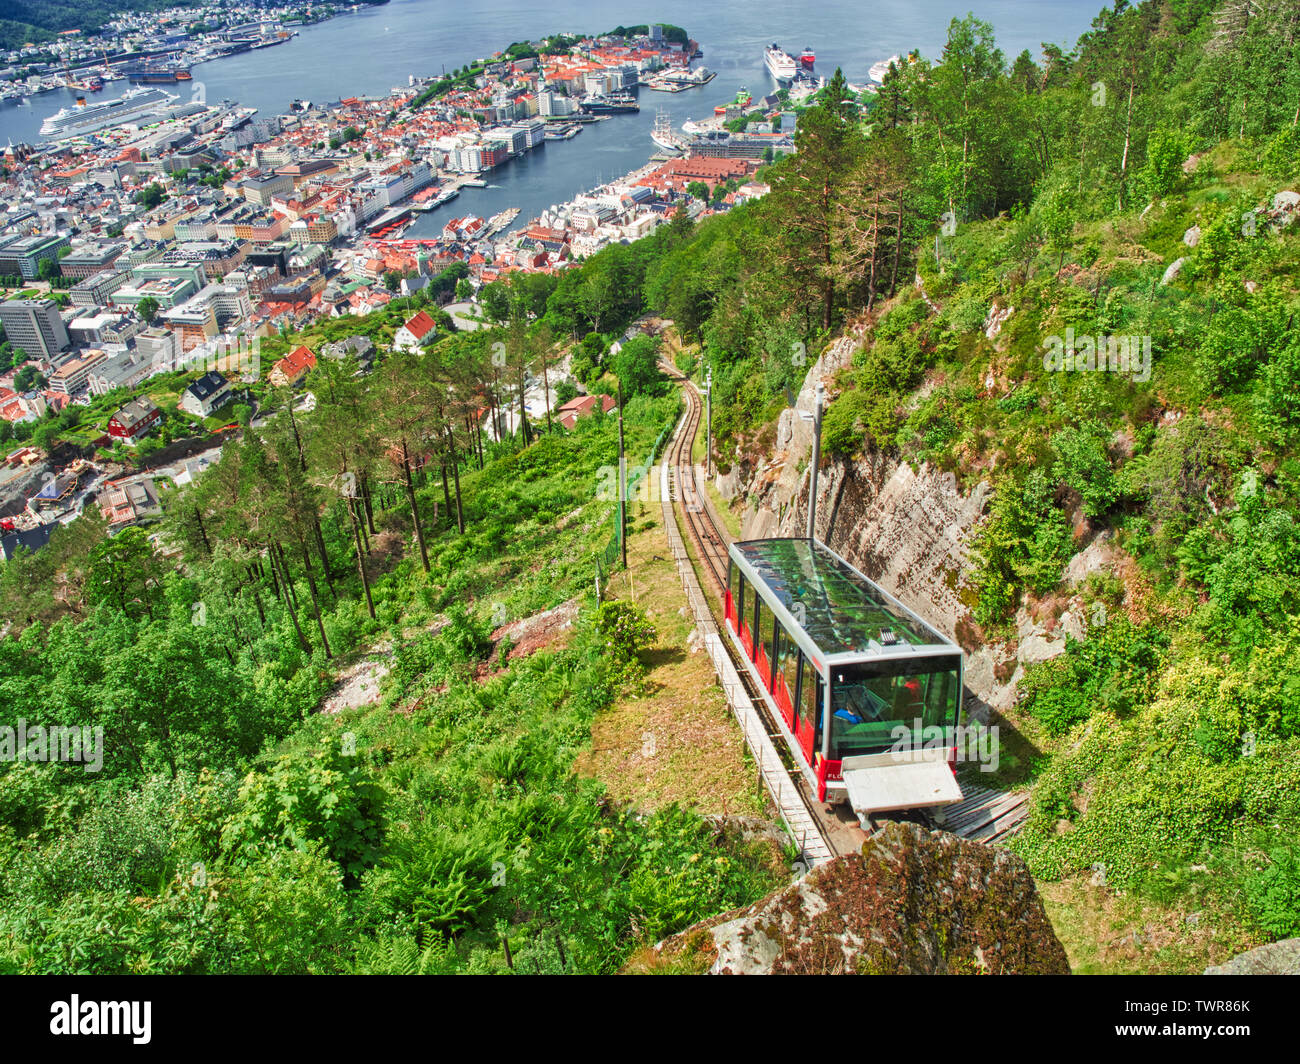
[444,300,489,332]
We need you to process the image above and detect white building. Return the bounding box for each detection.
[538,90,576,117]
[180,370,233,418]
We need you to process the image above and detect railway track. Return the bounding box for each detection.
[657,365,1029,853]
[661,367,730,593]
[659,365,854,861]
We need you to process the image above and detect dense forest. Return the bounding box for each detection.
[2,0,1299,972]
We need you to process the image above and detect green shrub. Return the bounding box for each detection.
[1020,616,1168,736]
[970,469,1072,626]
[1245,846,1300,940]
[594,600,657,679]
[1051,420,1117,518]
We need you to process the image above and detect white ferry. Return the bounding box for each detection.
[764,44,797,84]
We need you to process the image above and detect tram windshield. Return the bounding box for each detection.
[829,655,961,759]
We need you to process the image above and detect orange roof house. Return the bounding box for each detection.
[556,393,616,430]
[269,344,317,387]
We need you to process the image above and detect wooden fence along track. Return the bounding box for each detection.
[657,363,1029,851]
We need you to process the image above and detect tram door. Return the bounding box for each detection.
[795,655,820,763]
[774,626,798,732]
[754,598,773,686]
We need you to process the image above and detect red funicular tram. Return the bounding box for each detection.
[724,538,965,821]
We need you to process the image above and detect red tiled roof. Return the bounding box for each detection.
[275,344,317,379]
[401,309,437,340]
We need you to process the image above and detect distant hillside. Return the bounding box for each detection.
[0,1,197,49]
[0,1,387,51]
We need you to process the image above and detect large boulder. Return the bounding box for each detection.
[635,822,1070,974]
[1206,939,1300,975]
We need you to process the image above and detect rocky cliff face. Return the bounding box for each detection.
[716,335,1090,712]
[1205,938,1300,975]
[634,822,1070,975]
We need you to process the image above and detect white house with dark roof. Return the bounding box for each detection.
[180,370,232,418]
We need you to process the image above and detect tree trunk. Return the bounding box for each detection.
[361,471,377,534]
[348,497,375,620]
[447,426,464,533]
[286,398,308,471]
[866,189,882,311]
[275,541,301,612]
[821,179,834,330]
[491,369,501,442]
[888,198,905,296]
[401,436,431,572]
[1119,78,1135,208]
[267,547,281,601]
[440,460,452,523]
[270,542,311,654]
[298,538,332,659]
[194,506,210,556]
[313,517,334,597]
[517,361,530,447]
[540,352,552,434]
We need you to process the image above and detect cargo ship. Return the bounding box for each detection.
[40,86,179,139]
[764,44,797,84]
[712,87,752,117]
[124,62,192,84]
[800,46,816,70]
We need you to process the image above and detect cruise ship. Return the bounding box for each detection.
[764,44,797,84]
[40,87,178,139]
[869,55,903,84]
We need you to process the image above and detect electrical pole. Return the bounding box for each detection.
[705,366,712,480]
[617,380,627,568]
[801,382,825,542]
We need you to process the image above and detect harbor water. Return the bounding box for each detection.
[0,0,1105,231]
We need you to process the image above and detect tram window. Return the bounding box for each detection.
[737,572,746,626]
[798,654,821,743]
[755,599,774,681]
[828,656,961,759]
[777,625,799,700]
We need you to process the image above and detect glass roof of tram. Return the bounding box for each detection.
[729,538,959,660]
